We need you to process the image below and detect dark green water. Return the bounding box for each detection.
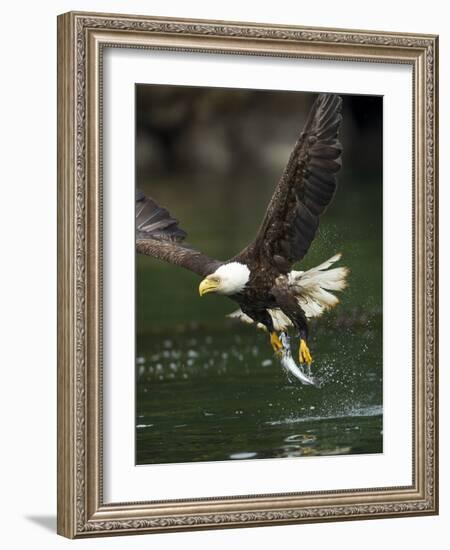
[136,319,382,465]
[135,87,383,465]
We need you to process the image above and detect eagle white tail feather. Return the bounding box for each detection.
[227,254,348,331]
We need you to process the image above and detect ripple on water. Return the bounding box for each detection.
[284,433,317,444]
[229,452,257,460]
[266,405,383,426]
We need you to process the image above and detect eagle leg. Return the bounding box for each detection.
[271,285,313,366]
[299,338,313,366]
[270,332,283,355]
[241,306,283,356]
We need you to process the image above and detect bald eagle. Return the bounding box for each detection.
[136,93,348,366]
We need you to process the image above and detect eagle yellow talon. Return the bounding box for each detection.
[270,332,283,355]
[299,339,312,366]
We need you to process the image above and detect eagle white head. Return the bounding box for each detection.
[199,262,250,296]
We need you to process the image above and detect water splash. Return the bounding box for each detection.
[266,404,382,426]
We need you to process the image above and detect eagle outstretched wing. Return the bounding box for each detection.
[136,191,222,277]
[235,93,343,273]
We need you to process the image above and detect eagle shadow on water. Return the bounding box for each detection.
[136,93,348,381]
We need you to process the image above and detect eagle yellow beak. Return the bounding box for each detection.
[199,277,219,296]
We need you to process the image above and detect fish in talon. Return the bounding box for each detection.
[281,355,317,386]
[279,333,317,386]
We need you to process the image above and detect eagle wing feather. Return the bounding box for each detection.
[136,191,222,278]
[234,93,343,272]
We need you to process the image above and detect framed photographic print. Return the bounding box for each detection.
[57,11,439,538]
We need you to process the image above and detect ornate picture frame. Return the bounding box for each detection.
[57,11,438,538]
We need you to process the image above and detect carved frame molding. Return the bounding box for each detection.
[57,11,438,538]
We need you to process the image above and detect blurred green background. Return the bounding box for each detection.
[135,85,383,465]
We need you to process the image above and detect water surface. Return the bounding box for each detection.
[136,323,382,464]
